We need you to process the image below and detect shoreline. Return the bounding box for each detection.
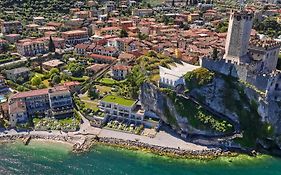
[0,133,243,160]
[93,137,239,160]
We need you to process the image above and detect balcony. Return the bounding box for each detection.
[52,108,73,116]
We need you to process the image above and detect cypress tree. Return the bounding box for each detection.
[49,36,56,52]
[172,0,175,7]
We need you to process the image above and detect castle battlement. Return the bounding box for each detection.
[230,10,254,20]
[249,39,281,51]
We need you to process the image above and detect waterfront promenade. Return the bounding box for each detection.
[0,123,208,152]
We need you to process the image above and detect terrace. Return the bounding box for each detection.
[102,95,136,107]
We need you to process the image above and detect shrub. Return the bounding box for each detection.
[184,68,214,91]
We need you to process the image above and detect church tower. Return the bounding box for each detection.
[223,10,254,64]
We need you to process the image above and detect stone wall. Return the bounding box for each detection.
[200,57,271,92]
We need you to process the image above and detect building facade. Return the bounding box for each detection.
[8,86,73,127]
[99,95,144,122]
[6,67,30,82]
[111,65,131,80]
[0,21,23,34]
[61,30,89,45]
[16,39,48,56]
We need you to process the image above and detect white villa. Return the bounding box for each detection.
[99,95,145,121]
[159,62,200,88]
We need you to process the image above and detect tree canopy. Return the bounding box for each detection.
[119,29,128,38]
[31,76,42,86]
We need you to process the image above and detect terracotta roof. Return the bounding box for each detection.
[118,52,135,60]
[112,65,131,71]
[63,81,81,87]
[104,46,118,52]
[62,30,87,35]
[46,22,63,27]
[89,54,116,61]
[100,27,121,31]
[11,89,49,99]
[0,39,7,44]
[86,63,108,71]
[9,100,26,114]
[75,43,90,50]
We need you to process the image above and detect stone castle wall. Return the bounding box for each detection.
[200,57,271,92]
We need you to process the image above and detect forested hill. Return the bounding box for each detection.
[0,0,88,22]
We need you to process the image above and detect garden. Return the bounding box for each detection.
[33,116,80,131]
[105,120,144,135]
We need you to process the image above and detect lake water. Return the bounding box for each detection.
[0,140,281,175]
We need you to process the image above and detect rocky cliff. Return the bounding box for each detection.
[140,82,234,137]
[140,75,281,151]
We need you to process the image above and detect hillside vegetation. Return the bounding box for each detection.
[0,0,88,23]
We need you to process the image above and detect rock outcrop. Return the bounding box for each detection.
[140,82,232,137]
[140,75,281,152]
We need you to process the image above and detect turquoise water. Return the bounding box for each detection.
[0,141,281,175]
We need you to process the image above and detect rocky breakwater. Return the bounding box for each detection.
[72,136,97,153]
[0,133,78,145]
[96,137,237,160]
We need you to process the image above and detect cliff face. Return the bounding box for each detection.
[140,76,281,150]
[140,83,184,131]
[263,100,281,135]
[140,83,229,136]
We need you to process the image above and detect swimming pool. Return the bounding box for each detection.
[0,95,6,103]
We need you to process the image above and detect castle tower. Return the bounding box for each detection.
[223,10,254,64]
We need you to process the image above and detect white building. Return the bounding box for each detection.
[159,62,200,88]
[99,95,145,121]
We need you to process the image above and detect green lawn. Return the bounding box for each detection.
[102,95,136,107]
[80,94,100,112]
[84,101,99,112]
[99,78,118,86]
[96,85,112,94]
